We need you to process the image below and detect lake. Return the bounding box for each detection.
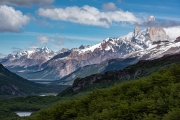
[15,111,33,117]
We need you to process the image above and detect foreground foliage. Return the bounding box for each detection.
[0,92,88,120]
[26,65,180,120]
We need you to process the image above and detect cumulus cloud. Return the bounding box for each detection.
[0,5,30,32]
[135,19,180,28]
[37,34,64,46]
[37,5,141,28]
[164,26,180,40]
[37,20,53,27]
[0,0,54,7]
[37,35,50,44]
[102,2,118,11]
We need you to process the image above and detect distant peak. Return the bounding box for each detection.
[133,27,141,37]
[60,48,69,52]
[41,46,48,49]
[148,16,156,21]
[79,45,85,49]
[35,46,53,54]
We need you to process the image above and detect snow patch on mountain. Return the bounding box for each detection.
[14,46,54,59]
[79,43,102,53]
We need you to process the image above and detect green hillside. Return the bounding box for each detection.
[1,54,180,120]
[25,64,180,120]
[0,64,68,97]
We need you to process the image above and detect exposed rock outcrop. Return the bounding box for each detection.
[146,27,170,42]
[175,36,180,42]
[60,53,180,95]
[133,27,141,37]
[0,84,25,95]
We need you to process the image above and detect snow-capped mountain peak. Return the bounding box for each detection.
[34,46,53,54]
[16,46,53,57]
[1,16,180,81]
[0,46,56,68]
[148,15,156,21]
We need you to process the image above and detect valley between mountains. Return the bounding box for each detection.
[1,17,180,86]
[1,16,180,120]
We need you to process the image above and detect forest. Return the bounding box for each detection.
[22,64,180,120]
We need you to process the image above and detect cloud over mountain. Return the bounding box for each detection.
[37,34,64,46]
[164,26,180,40]
[37,5,141,28]
[135,16,180,28]
[0,5,29,32]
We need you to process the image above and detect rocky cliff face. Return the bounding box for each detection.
[146,27,169,42]
[60,53,180,95]
[0,84,25,95]
[175,36,180,42]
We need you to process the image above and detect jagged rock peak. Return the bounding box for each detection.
[148,15,156,21]
[146,27,170,41]
[35,46,53,54]
[175,36,180,42]
[79,45,91,50]
[60,48,69,52]
[79,45,86,49]
[133,27,141,37]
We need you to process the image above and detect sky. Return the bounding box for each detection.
[0,0,180,57]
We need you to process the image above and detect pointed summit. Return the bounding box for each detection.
[148,16,156,21]
[133,27,141,37]
[35,46,53,54]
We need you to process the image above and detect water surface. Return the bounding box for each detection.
[15,111,33,117]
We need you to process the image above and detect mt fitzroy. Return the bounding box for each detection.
[1,16,180,81]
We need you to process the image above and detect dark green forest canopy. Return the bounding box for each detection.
[25,65,180,120]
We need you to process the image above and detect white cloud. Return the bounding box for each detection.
[37,5,141,28]
[102,2,118,11]
[0,5,30,32]
[164,26,180,40]
[37,34,64,46]
[36,20,53,27]
[0,0,54,7]
[37,34,50,44]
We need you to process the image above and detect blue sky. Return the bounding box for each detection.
[0,0,180,57]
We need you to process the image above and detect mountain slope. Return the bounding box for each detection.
[0,64,66,96]
[26,64,180,120]
[53,57,138,85]
[60,53,180,95]
[0,46,55,67]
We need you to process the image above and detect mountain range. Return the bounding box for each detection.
[1,16,180,84]
[60,53,180,96]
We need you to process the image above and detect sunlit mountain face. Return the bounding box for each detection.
[0,1,180,120]
[0,0,180,82]
[1,16,180,83]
